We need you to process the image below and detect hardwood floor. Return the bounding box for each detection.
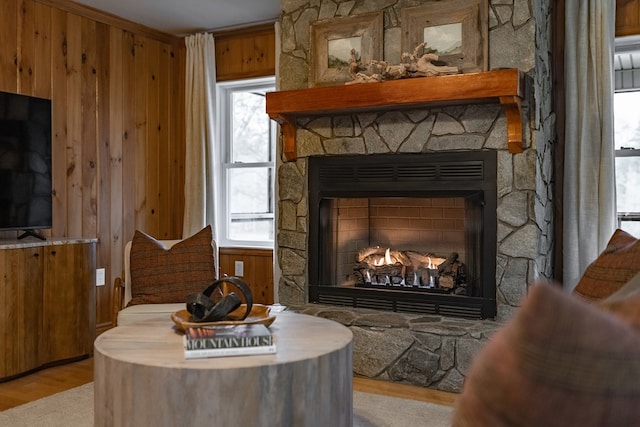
[0,357,458,411]
[353,376,458,407]
[0,358,94,411]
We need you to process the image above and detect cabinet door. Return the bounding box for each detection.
[0,247,43,379]
[42,243,96,363]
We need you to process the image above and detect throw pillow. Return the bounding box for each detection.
[599,271,640,331]
[573,229,640,301]
[452,282,640,427]
[128,225,216,306]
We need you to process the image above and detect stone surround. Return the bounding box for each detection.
[275,0,555,391]
[288,303,501,392]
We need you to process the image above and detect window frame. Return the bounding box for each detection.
[615,145,640,229]
[216,76,276,249]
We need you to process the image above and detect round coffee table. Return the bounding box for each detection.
[94,311,353,427]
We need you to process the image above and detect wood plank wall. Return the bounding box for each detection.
[0,0,185,333]
[219,248,274,305]
[617,0,640,36]
[214,23,276,82]
[0,0,276,332]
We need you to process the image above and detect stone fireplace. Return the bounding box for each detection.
[272,0,555,392]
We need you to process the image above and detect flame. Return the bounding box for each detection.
[373,248,394,266]
[385,248,393,264]
[427,256,435,269]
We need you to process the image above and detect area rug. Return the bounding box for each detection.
[0,383,453,427]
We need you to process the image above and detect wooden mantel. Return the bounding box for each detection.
[266,68,525,161]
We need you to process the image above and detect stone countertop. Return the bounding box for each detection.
[0,237,99,249]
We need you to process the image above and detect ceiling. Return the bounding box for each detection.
[72,0,281,36]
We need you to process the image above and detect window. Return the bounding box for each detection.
[217,77,276,248]
[614,90,640,236]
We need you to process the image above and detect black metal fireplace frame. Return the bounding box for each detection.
[308,151,497,319]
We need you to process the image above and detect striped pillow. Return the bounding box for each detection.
[128,225,216,306]
[573,229,640,301]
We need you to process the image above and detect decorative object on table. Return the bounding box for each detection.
[183,323,276,359]
[400,0,488,73]
[309,12,383,87]
[171,304,276,331]
[347,42,460,84]
[186,276,253,322]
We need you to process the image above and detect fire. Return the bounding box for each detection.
[427,256,435,269]
[373,248,394,266]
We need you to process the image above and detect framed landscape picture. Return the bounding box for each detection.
[401,0,488,73]
[309,12,383,87]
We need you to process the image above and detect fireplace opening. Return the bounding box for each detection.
[308,152,497,319]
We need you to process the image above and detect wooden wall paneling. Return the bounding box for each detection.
[80,17,98,237]
[146,39,161,237]
[253,30,276,77]
[0,0,18,93]
[172,43,186,238]
[18,0,35,95]
[240,31,275,77]
[50,7,68,238]
[617,0,640,36]
[121,30,136,248]
[95,21,113,333]
[218,248,274,305]
[133,35,148,234]
[214,37,233,81]
[250,251,274,304]
[158,44,172,239]
[65,13,83,238]
[33,2,51,99]
[214,24,276,81]
[108,26,125,326]
[0,0,19,241]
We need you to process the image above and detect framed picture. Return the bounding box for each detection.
[401,0,488,73]
[309,12,383,87]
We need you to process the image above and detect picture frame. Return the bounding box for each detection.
[309,12,383,87]
[401,0,488,73]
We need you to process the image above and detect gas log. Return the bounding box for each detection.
[354,247,467,294]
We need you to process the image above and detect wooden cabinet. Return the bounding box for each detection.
[0,240,96,380]
[0,246,43,379]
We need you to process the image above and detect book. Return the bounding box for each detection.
[183,323,276,359]
[183,343,277,359]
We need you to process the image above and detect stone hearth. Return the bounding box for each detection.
[274,0,555,392]
[289,303,500,392]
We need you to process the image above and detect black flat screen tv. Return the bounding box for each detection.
[0,91,52,239]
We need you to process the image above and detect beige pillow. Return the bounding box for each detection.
[452,282,640,427]
[128,225,216,306]
[573,229,640,301]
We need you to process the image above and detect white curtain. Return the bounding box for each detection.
[183,33,217,239]
[563,0,617,291]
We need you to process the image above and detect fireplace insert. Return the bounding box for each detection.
[308,151,497,319]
